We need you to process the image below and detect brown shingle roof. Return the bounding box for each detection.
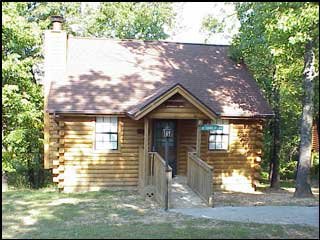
[47,36,273,118]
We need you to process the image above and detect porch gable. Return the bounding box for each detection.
[129,84,217,120]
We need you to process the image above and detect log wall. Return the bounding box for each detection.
[48,115,143,192]
[178,119,263,192]
[48,114,263,193]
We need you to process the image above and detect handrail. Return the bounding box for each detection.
[188,152,213,172]
[149,152,172,171]
[187,146,196,153]
[148,152,172,209]
[187,151,213,207]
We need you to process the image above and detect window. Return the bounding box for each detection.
[208,119,229,150]
[95,117,118,150]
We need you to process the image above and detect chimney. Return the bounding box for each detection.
[51,15,64,31]
[43,16,67,169]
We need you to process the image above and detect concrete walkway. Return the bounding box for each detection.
[171,206,319,227]
[171,176,207,208]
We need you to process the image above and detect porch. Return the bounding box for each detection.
[138,117,214,209]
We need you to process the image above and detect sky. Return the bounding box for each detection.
[167,2,240,45]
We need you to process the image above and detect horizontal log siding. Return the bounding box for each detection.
[177,119,197,175]
[49,115,143,192]
[201,119,263,192]
[147,94,207,119]
[177,119,263,192]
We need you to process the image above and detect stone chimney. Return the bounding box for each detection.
[43,16,67,169]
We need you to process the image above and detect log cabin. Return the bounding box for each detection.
[44,16,274,205]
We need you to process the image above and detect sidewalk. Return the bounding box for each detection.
[171,206,319,227]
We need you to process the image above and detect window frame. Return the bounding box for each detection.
[208,119,230,151]
[94,116,119,151]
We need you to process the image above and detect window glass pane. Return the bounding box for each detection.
[104,141,111,149]
[209,143,215,150]
[104,121,111,132]
[102,134,109,141]
[111,141,117,150]
[216,135,222,143]
[110,117,118,132]
[96,134,104,141]
[96,123,103,132]
[110,134,117,142]
[209,135,215,142]
[216,143,222,149]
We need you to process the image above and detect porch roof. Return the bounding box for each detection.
[47,37,273,118]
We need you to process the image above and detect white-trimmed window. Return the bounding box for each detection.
[95,117,118,150]
[208,119,229,150]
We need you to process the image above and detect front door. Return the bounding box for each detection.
[152,120,177,177]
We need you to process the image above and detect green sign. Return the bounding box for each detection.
[200,124,223,131]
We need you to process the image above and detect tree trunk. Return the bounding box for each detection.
[270,77,281,189]
[294,40,315,198]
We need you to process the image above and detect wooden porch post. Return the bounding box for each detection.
[196,120,202,157]
[144,118,149,185]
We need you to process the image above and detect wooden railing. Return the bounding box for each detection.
[187,151,213,206]
[149,152,172,208]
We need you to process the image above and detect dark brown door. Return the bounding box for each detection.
[152,120,177,176]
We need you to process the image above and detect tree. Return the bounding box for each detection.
[83,2,175,40]
[200,3,239,44]
[2,2,44,187]
[229,3,284,189]
[293,2,319,197]
[294,40,315,197]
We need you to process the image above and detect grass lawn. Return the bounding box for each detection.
[2,188,319,239]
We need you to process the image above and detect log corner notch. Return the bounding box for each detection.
[58,120,65,191]
[52,115,65,191]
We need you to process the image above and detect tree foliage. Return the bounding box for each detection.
[82,2,175,40]
[2,2,45,187]
[201,2,319,186]
[2,2,175,188]
[232,3,319,184]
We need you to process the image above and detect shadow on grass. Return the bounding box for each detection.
[2,189,145,239]
[3,188,319,239]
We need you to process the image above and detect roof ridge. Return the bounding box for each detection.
[68,35,230,47]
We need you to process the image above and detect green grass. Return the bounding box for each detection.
[258,178,296,189]
[2,188,319,239]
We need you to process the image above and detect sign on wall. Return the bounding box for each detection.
[163,126,173,138]
[200,124,223,131]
